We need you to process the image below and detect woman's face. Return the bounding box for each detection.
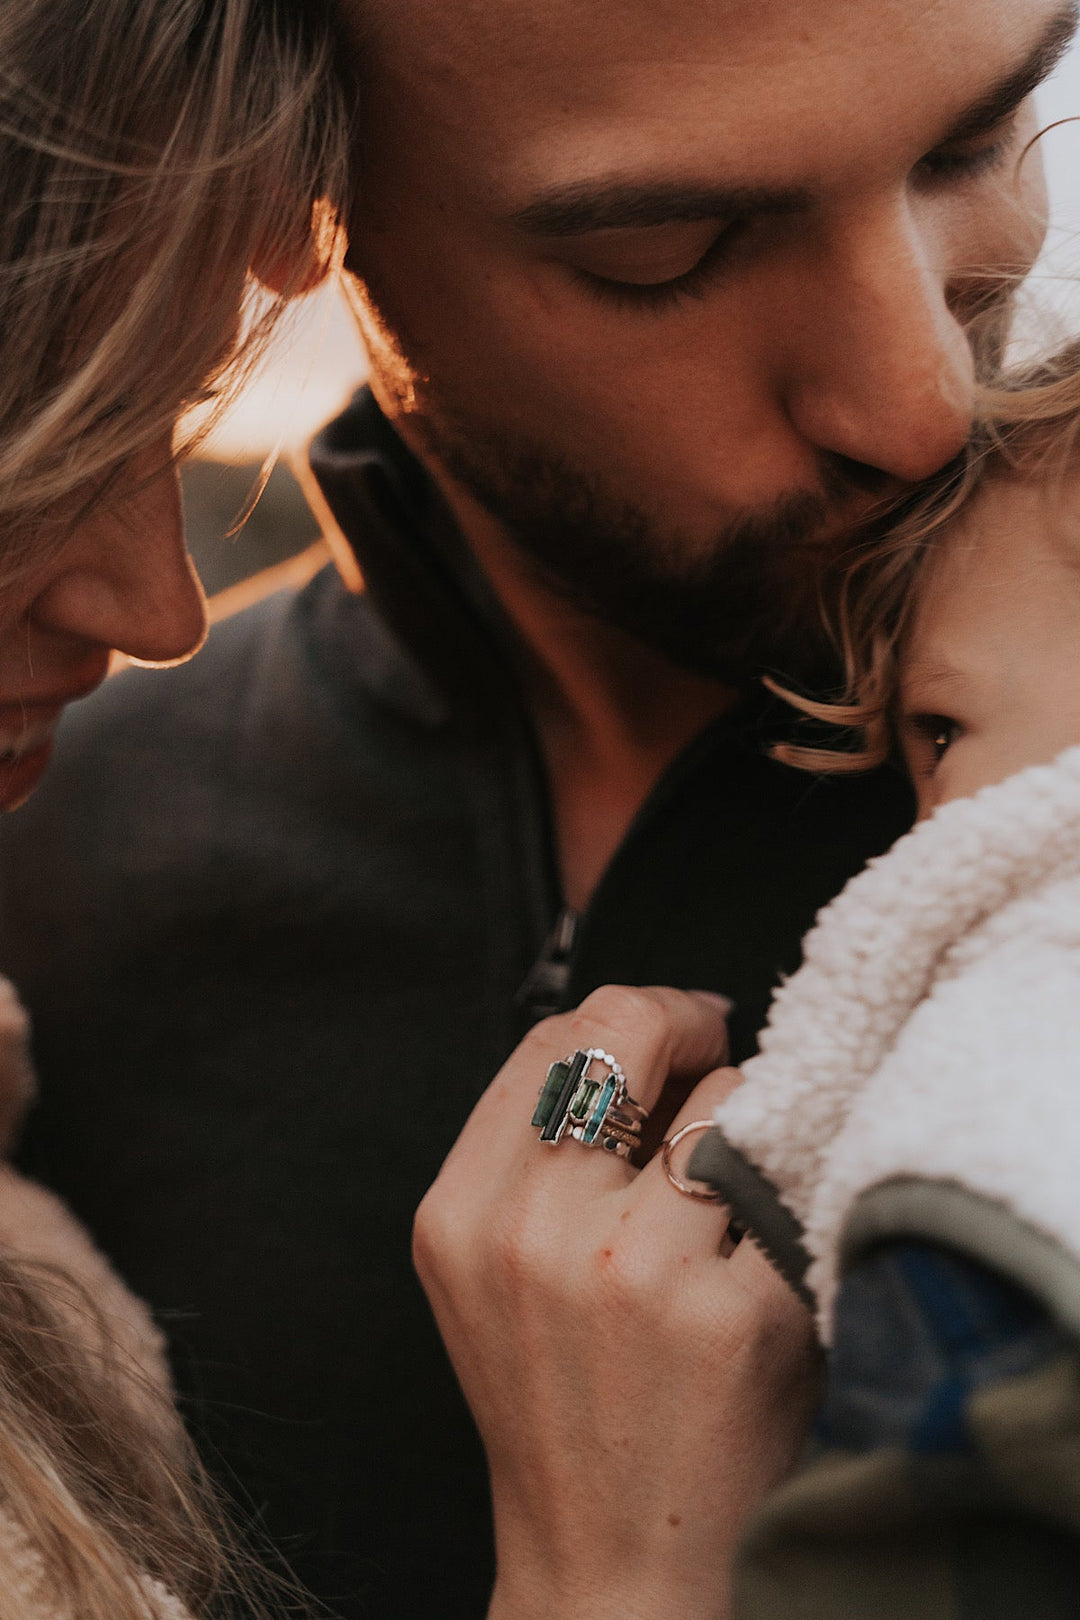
[0,439,205,810]
[898,467,1080,818]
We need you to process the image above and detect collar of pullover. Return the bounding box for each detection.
[307,388,795,753]
[308,388,535,735]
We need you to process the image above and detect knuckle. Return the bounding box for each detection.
[490,1202,560,1298]
[711,1270,813,1365]
[511,1012,577,1069]
[490,1225,535,1292]
[414,1178,563,1305]
[572,984,671,1057]
[591,1235,669,1316]
[694,1064,742,1107]
[411,1186,452,1281]
[663,1290,724,1360]
[510,1020,558,1067]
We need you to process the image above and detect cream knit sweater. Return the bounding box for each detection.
[714,744,1080,1341]
[0,1520,191,1620]
[0,977,189,1618]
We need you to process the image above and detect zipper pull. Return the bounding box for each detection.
[514,907,579,1022]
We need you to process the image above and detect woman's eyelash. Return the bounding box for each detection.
[571,221,748,313]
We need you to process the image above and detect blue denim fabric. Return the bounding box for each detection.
[818,1241,1066,1457]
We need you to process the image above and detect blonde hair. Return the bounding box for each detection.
[0,1254,283,1618]
[0,0,353,576]
[770,341,1080,774]
[0,0,354,1614]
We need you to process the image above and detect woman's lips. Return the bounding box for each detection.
[0,732,55,811]
[0,675,106,810]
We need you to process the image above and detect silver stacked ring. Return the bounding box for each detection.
[531,1048,647,1159]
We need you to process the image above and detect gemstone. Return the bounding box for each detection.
[568,1077,600,1123]
[540,1049,589,1142]
[582,1076,616,1143]
[532,1060,569,1129]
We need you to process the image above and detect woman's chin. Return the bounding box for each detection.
[0,738,55,811]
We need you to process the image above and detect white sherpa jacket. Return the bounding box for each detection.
[703,744,1080,1344]
[0,977,190,1618]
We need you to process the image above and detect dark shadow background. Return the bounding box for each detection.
[182,459,321,597]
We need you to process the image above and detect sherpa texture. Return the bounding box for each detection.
[0,1505,191,1620]
[0,977,189,1617]
[714,745,1080,1340]
[0,977,174,1422]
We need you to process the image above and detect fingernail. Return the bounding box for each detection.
[693,991,736,1016]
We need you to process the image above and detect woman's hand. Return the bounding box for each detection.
[414,986,819,1620]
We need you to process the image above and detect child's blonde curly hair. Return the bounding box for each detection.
[771,339,1080,774]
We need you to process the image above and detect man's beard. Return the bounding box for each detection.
[406,293,1012,689]
[423,408,880,687]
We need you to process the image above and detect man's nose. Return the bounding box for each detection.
[783,203,975,485]
[30,453,207,666]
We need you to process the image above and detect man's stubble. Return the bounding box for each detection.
[398,297,1011,689]
[414,399,892,687]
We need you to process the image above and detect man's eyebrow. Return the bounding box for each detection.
[940,1,1079,146]
[511,4,1078,239]
[507,181,812,239]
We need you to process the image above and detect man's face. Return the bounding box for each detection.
[344,0,1072,680]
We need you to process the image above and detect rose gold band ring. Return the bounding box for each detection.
[662,1120,726,1202]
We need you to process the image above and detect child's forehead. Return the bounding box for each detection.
[946,462,1080,567]
[903,467,1080,675]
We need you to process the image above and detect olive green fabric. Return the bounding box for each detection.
[733,1446,955,1620]
[969,1352,1080,1530]
[734,1321,1080,1619]
[843,1181,1080,1347]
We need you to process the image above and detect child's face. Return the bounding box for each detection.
[899,470,1080,818]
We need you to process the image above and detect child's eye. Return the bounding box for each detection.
[909,712,964,765]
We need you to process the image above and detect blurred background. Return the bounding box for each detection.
[184,46,1080,608]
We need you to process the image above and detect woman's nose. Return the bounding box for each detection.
[29,453,207,666]
[783,204,975,485]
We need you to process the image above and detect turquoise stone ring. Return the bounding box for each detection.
[531,1048,646,1158]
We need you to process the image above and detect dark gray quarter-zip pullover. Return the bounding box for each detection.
[0,392,912,1617]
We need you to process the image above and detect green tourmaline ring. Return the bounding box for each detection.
[531,1048,647,1159]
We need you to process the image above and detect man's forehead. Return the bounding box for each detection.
[360,0,668,63]
[362,0,854,86]
[357,0,1041,86]
[352,0,1074,205]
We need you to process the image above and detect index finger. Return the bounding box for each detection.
[440,984,731,1184]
